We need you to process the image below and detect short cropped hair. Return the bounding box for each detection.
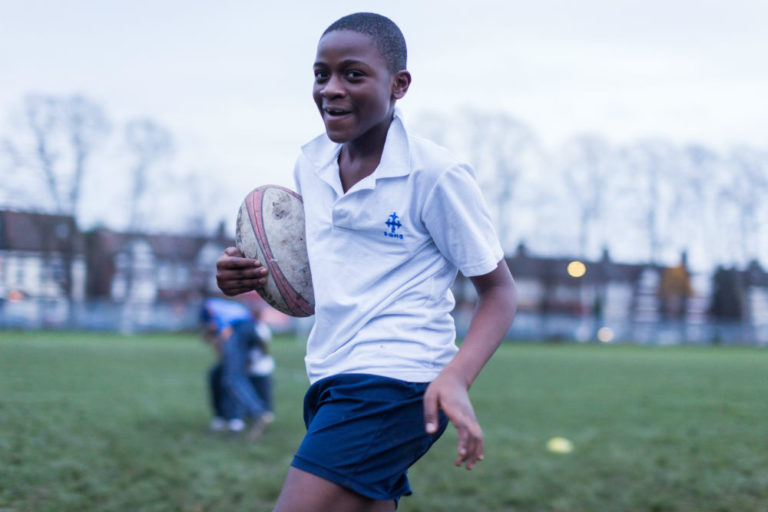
[323,12,407,73]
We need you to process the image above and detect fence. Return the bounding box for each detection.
[0,298,197,333]
[1,298,766,346]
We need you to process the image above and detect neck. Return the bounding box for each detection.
[337,114,395,193]
[343,114,393,162]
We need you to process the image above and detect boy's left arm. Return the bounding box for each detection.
[423,258,517,470]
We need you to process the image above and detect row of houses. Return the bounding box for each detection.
[1,209,767,343]
[453,244,768,344]
[0,210,226,305]
[0,210,231,330]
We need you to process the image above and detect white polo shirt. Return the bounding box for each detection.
[294,112,503,384]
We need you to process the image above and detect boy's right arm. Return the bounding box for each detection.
[215,246,269,296]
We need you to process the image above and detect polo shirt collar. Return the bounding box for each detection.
[301,109,412,192]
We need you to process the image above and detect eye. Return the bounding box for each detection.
[314,69,329,83]
[345,70,365,81]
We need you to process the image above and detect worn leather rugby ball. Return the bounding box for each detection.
[235,185,315,317]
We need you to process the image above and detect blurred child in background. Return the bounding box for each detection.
[200,297,274,437]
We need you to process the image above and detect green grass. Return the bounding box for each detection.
[1,331,767,512]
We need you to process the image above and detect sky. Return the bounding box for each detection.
[1,0,767,256]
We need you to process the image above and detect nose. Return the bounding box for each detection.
[321,74,345,98]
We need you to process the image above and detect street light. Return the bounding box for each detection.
[567,260,586,278]
[597,326,615,343]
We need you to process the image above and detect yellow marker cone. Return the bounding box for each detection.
[546,437,574,454]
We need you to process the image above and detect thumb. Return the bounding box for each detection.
[224,246,243,257]
[423,387,439,434]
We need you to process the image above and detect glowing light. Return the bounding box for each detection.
[546,437,574,454]
[7,290,25,302]
[567,260,586,278]
[597,327,615,343]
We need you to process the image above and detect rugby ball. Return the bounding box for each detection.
[235,185,315,317]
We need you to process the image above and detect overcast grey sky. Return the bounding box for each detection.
[2,0,767,234]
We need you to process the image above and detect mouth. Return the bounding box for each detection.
[323,106,351,117]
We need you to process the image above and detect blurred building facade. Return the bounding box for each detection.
[0,209,229,331]
[84,227,227,303]
[0,210,86,326]
[452,243,768,346]
[1,209,767,345]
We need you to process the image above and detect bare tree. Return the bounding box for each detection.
[679,145,722,264]
[415,108,767,272]
[558,134,615,257]
[722,147,768,265]
[19,94,109,216]
[464,111,539,251]
[0,137,25,205]
[182,168,227,236]
[120,118,173,303]
[5,94,109,316]
[415,109,540,252]
[124,119,173,229]
[619,139,684,265]
[0,137,20,173]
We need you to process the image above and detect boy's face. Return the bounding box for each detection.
[313,30,409,144]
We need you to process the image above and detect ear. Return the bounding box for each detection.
[391,70,411,100]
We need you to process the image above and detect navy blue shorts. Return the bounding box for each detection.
[291,373,449,502]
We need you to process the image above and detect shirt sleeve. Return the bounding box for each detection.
[293,156,302,195]
[422,163,504,277]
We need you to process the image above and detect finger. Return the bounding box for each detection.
[216,273,266,287]
[224,246,243,257]
[218,279,267,293]
[451,414,482,467]
[218,257,264,270]
[463,433,480,469]
[225,285,259,296]
[466,431,478,465]
[220,288,240,297]
[218,264,267,277]
[455,424,470,466]
[228,282,264,293]
[423,388,439,434]
[468,435,485,470]
[217,267,267,281]
[464,425,484,470]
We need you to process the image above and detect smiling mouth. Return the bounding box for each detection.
[324,107,351,117]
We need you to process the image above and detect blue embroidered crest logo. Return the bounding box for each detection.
[384,212,404,240]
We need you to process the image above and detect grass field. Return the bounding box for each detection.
[1,331,767,512]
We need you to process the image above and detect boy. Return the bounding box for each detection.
[216,12,517,512]
[200,297,273,436]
